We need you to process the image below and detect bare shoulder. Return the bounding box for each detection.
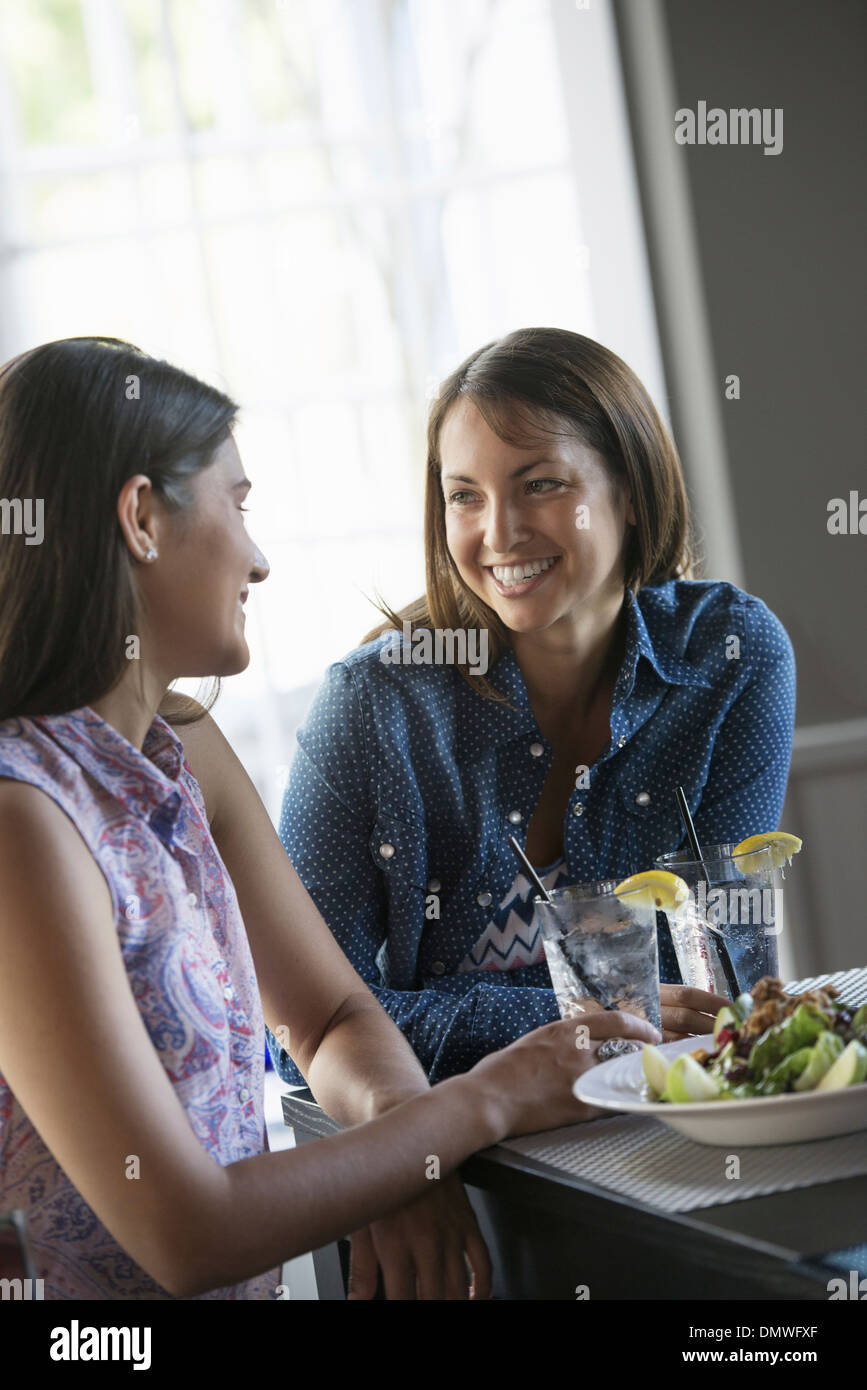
[0,773,84,829]
[0,777,114,918]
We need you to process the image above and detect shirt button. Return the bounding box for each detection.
[529,742,544,757]
[508,810,522,824]
[617,735,627,748]
[477,891,492,907]
[238,1087,251,1103]
[428,878,441,893]
[223,984,233,1000]
[430,961,445,975]
[187,892,197,907]
[379,843,395,859]
[635,791,651,806]
[573,802,584,816]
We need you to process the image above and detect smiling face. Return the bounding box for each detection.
[135,434,270,680]
[440,397,635,638]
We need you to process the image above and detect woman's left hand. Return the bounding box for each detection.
[346,1172,492,1300]
[659,983,732,1043]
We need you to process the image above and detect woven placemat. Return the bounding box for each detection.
[500,967,867,1213]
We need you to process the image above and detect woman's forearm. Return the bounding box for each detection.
[184,1068,508,1297]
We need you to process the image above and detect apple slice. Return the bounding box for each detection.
[642,1044,670,1098]
[665,1053,721,1103]
[814,1039,867,1091]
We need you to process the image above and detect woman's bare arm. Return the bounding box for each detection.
[0,779,508,1297]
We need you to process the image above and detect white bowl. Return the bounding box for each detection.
[573,1033,867,1146]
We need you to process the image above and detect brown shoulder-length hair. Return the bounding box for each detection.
[364,326,698,701]
[0,336,238,727]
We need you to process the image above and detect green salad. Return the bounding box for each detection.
[643,976,867,1103]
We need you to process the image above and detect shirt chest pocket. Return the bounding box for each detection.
[616,765,706,872]
[368,813,430,910]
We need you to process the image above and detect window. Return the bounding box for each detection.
[0,0,656,818]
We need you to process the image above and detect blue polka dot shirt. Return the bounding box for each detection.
[267,580,795,1084]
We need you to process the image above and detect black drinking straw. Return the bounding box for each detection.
[675,787,740,998]
[508,833,553,904]
[508,834,616,1010]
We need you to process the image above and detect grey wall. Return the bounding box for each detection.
[621,0,866,725]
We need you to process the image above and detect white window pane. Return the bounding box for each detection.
[27,169,139,241]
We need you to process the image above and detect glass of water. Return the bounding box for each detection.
[654,844,782,996]
[535,880,662,1034]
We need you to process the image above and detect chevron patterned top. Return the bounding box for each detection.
[457,858,569,973]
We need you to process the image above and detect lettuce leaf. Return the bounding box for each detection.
[756,1046,813,1095]
[747,1003,827,1078]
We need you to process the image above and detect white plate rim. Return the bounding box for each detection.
[573,1032,867,1115]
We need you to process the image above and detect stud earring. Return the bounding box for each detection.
[144,546,157,561]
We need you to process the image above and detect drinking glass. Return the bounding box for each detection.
[535,880,662,1033]
[654,844,783,996]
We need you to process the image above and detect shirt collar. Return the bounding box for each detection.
[616,586,713,699]
[31,705,187,843]
[464,584,711,748]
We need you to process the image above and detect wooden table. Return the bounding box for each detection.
[281,1087,867,1300]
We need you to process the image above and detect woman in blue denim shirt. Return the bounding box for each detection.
[269,328,795,1085]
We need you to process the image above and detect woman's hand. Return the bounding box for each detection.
[346,1172,491,1300]
[470,1010,661,1139]
[660,984,731,1043]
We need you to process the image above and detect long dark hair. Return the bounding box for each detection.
[364,326,698,701]
[0,336,238,725]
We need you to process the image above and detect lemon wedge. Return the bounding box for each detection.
[733,831,803,872]
[613,869,689,911]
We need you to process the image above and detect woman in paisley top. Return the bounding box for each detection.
[0,336,659,1301]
